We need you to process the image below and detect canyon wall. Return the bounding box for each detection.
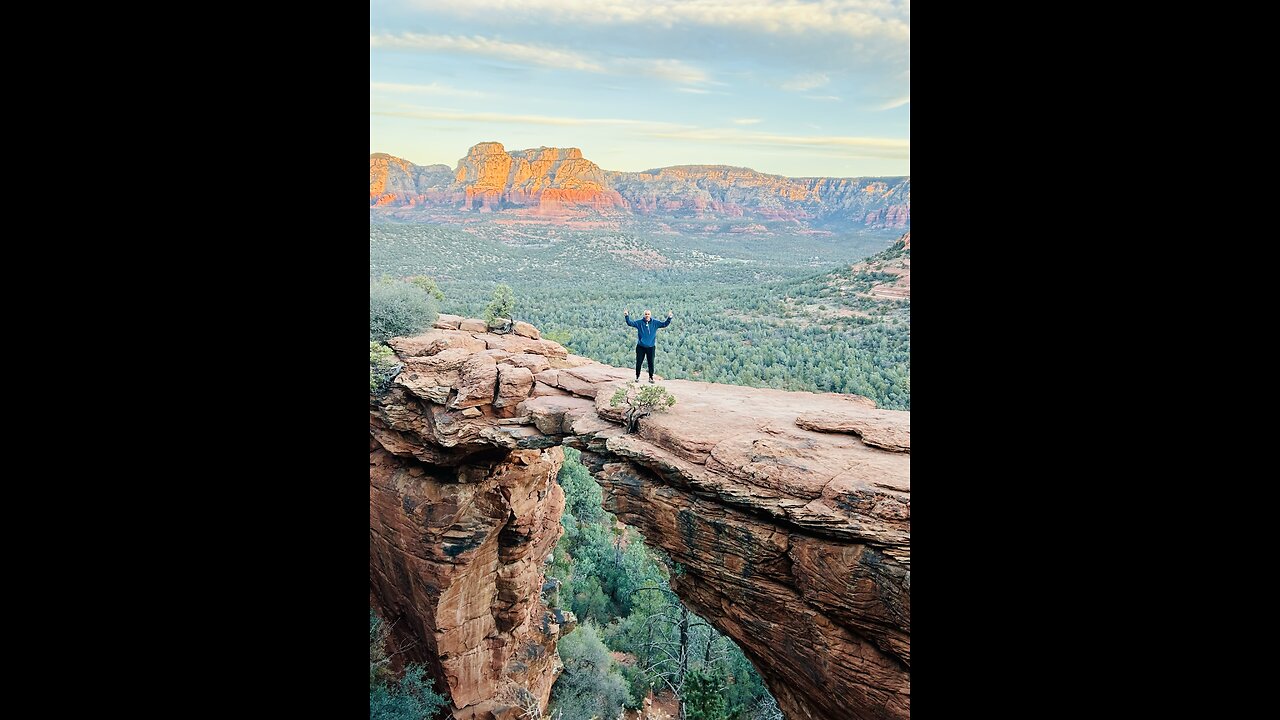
[369,145,910,228]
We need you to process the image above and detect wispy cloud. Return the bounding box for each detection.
[804,95,842,101]
[643,128,908,159]
[370,81,485,98]
[371,33,715,85]
[373,107,690,129]
[782,72,829,92]
[406,1,910,44]
[876,95,910,110]
[370,33,605,72]
[678,88,712,94]
[614,58,711,85]
[732,118,763,125]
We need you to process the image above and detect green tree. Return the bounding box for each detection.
[541,450,781,719]
[370,665,449,720]
[683,668,728,720]
[558,447,604,526]
[609,384,677,433]
[370,277,439,342]
[407,275,445,301]
[552,622,630,720]
[370,609,448,720]
[484,283,516,324]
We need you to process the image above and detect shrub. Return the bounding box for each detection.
[406,276,445,301]
[371,277,439,342]
[370,342,401,394]
[551,623,629,720]
[484,284,516,325]
[609,384,677,433]
[370,608,448,720]
[369,664,448,720]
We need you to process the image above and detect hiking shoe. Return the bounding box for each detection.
[648,377,655,384]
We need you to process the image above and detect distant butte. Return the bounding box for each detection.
[370,143,910,229]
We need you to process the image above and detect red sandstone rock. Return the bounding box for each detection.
[494,365,534,409]
[450,356,498,409]
[794,409,910,452]
[505,353,550,374]
[370,444,567,719]
[390,329,487,357]
[370,323,910,720]
[435,314,464,330]
[369,149,908,229]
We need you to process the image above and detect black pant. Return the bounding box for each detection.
[635,344,655,378]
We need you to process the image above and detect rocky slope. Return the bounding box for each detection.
[836,230,911,300]
[370,318,910,720]
[369,144,909,228]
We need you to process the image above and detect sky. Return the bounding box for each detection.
[370,1,909,179]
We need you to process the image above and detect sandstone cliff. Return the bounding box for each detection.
[370,317,910,720]
[369,152,454,207]
[370,143,626,214]
[608,166,910,228]
[369,144,909,228]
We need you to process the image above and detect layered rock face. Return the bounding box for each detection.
[609,166,911,228]
[369,152,454,207]
[369,441,569,720]
[369,143,626,214]
[369,145,909,227]
[370,318,910,720]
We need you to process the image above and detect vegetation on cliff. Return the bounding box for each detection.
[369,609,447,720]
[609,383,677,433]
[546,448,782,720]
[484,283,516,326]
[369,275,439,343]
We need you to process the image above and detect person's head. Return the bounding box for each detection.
[643,309,652,320]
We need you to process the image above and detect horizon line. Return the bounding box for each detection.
[370,145,911,181]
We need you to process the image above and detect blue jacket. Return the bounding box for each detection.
[625,313,671,347]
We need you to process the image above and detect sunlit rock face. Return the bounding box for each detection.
[369,146,909,227]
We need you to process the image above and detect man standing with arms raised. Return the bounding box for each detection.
[624,308,673,383]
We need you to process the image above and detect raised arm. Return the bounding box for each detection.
[624,309,638,327]
[657,311,673,328]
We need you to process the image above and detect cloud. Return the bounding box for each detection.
[370,33,605,72]
[371,33,715,85]
[614,58,711,85]
[405,1,910,44]
[370,81,485,98]
[804,95,842,101]
[373,107,690,129]
[782,73,829,91]
[678,88,712,94]
[642,128,909,159]
[732,118,763,125]
[876,95,910,110]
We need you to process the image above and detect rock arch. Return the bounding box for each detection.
[370,318,909,720]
